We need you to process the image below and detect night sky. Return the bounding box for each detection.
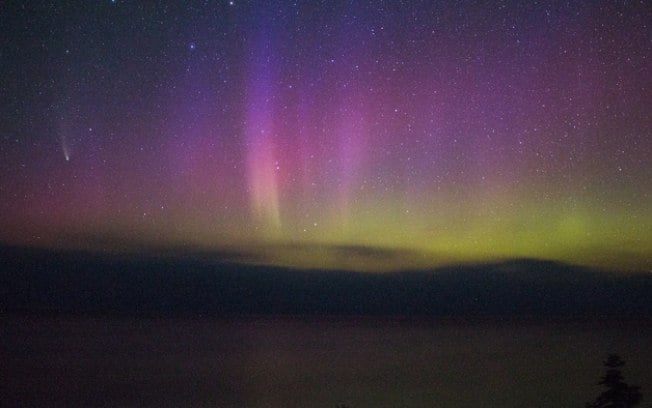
[1,1,650,272]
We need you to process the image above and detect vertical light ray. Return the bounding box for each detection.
[337,112,368,225]
[245,31,281,234]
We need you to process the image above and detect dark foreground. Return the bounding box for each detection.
[2,316,651,408]
[3,245,652,318]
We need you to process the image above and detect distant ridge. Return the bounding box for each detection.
[1,244,651,319]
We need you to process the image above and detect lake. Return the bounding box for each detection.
[2,316,651,407]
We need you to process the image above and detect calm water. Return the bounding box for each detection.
[2,316,651,407]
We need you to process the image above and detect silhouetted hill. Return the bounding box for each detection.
[1,245,651,318]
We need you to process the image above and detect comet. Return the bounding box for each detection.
[60,135,70,161]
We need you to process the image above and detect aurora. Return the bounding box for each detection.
[0,0,649,272]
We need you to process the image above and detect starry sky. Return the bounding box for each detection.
[0,1,650,272]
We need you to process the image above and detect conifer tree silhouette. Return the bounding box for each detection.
[586,354,642,408]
